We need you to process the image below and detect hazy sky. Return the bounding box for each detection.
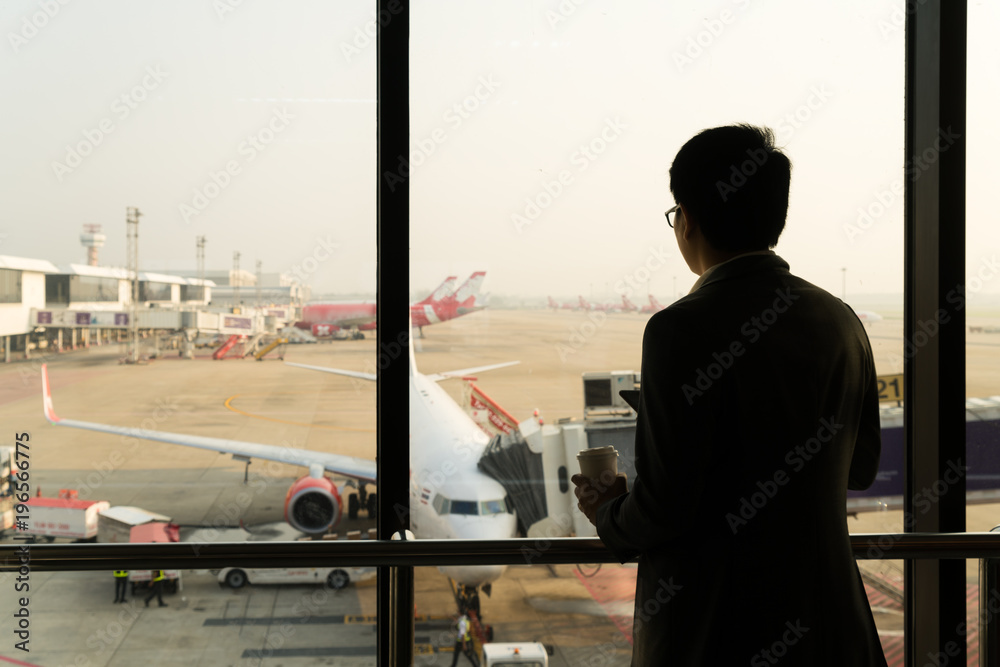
[2,0,998,302]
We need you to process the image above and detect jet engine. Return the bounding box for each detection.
[284,473,342,534]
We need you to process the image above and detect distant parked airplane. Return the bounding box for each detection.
[641,294,666,314]
[297,272,489,338]
[853,309,883,325]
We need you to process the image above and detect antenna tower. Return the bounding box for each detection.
[125,207,141,363]
[233,251,241,307]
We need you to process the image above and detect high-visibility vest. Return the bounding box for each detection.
[153,570,165,582]
[114,570,128,578]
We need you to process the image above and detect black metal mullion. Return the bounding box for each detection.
[904,1,967,665]
[377,0,412,665]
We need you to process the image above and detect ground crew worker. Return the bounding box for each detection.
[144,569,167,608]
[450,614,478,666]
[113,570,128,603]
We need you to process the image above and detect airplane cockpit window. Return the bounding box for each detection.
[433,494,512,516]
[449,500,480,516]
[432,493,450,515]
[480,499,508,515]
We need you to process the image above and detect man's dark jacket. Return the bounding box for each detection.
[596,254,886,666]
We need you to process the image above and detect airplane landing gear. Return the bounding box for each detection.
[452,583,494,642]
[350,484,377,521]
[456,584,482,618]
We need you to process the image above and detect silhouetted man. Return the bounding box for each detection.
[574,125,886,666]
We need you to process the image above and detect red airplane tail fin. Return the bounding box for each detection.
[417,276,458,305]
[453,271,486,305]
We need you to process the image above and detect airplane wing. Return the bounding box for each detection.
[285,360,519,383]
[284,362,376,381]
[41,364,376,483]
[424,361,519,382]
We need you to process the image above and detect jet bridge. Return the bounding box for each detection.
[477,371,639,539]
[479,369,1000,539]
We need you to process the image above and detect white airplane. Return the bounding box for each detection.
[39,342,520,600]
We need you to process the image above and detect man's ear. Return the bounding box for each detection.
[678,203,697,241]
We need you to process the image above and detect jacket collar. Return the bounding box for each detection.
[688,251,789,293]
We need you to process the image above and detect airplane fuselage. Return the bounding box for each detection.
[408,368,516,586]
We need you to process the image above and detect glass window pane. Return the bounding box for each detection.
[412,0,903,660]
[967,4,1000,661]
[0,565,378,663]
[0,0,376,660]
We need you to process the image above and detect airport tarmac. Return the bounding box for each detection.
[0,308,999,665]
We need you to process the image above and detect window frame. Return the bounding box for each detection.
[0,3,971,665]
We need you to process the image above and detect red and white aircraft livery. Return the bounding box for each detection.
[297,272,487,338]
[410,271,488,335]
[577,296,622,313]
[641,294,666,314]
[620,295,639,313]
[40,340,518,592]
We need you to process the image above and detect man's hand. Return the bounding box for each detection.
[572,471,628,526]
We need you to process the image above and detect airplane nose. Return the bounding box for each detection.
[440,564,507,587]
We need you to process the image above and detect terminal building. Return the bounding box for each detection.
[0,253,302,362]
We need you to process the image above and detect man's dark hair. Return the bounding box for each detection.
[668,124,791,252]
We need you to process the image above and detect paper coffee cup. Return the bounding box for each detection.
[577,446,619,482]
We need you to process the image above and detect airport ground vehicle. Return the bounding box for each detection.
[18,490,109,541]
[214,566,375,589]
[482,642,549,666]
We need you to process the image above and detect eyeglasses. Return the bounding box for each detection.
[665,204,680,228]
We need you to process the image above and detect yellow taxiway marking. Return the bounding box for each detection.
[223,392,375,432]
